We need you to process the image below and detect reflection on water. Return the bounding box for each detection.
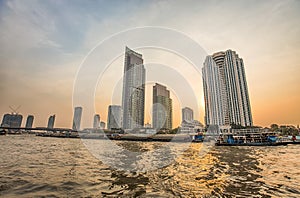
[0,135,299,197]
[81,138,191,172]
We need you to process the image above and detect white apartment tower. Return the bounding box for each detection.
[202,50,253,127]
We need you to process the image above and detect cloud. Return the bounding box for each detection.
[0,0,300,127]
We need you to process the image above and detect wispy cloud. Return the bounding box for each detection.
[0,0,300,127]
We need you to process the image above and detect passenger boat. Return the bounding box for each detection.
[191,132,204,142]
[215,132,296,146]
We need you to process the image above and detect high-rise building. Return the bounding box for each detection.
[100,121,106,129]
[202,49,253,127]
[152,83,172,130]
[182,107,194,122]
[107,105,122,130]
[1,113,23,128]
[47,115,55,128]
[121,47,145,129]
[72,107,82,131]
[25,115,34,128]
[93,114,100,129]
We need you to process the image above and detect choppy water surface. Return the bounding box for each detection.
[0,135,299,197]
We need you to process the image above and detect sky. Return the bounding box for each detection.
[0,0,299,128]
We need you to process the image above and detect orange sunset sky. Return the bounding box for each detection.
[0,0,299,128]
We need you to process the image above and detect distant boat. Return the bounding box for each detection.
[191,132,204,142]
[0,129,6,135]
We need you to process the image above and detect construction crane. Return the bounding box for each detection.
[9,105,21,115]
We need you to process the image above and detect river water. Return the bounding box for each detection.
[0,135,299,197]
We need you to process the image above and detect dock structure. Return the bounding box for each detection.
[1,126,299,145]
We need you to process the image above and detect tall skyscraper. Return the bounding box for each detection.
[107,105,122,130]
[152,83,173,130]
[72,107,82,131]
[182,107,194,122]
[202,49,253,127]
[25,115,34,128]
[93,114,100,129]
[121,47,145,129]
[47,115,55,128]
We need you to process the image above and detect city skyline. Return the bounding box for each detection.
[0,43,296,130]
[0,1,299,128]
